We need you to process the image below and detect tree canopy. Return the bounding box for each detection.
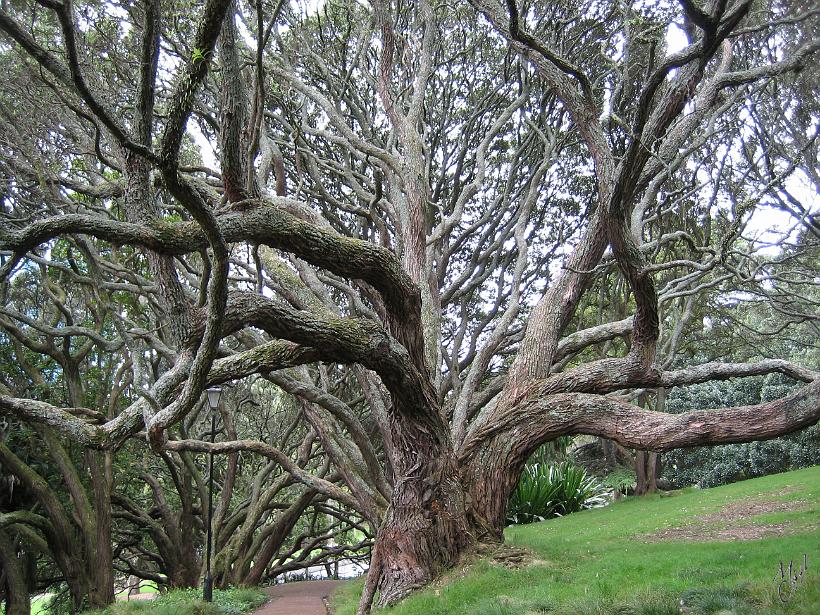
[0,0,818,613]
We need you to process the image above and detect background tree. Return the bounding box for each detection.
[0,1,818,613]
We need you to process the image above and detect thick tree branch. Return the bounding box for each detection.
[463,358,818,454]
[462,378,820,473]
[218,291,431,412]
[557,378,820,451]
[207,341,324,383]
[0,202,424,362]
[0,395,105,444]
[159,0,234,167]
[0,510,54,535]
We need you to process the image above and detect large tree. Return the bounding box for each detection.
[0,0,818,612]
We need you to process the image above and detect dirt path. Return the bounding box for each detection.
[643,496,812,542]
[253,580,346,615]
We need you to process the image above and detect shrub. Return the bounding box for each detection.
[506,462,608,525]
[663,423,820,488]
[78,587,268,615]
[661,375,820,488]
[601,466,637,494]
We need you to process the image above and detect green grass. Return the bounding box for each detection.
[332,466,820,615]
[9,583,160,615]
[31,595,51,615]
[79,588,268,615]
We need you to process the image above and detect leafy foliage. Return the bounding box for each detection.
[506,462,608,525]
[601,466,637,494]
[526,437,573,466]
[662,376,820,488]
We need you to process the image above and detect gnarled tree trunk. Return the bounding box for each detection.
[0,529,31,615]
[360,408,472,612]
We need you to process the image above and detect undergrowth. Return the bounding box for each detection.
[78,588,268,615]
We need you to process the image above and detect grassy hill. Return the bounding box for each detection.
[332,466,820,615]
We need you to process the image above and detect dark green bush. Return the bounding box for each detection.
[661,375,820,488]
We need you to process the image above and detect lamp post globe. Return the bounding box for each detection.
[206,387,222,411]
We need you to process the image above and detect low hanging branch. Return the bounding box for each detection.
[518,377,820,454]
[0,200,424,358]
[463,358,819,455]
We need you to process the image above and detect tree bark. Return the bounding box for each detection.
[360,410,472,612]
[86,449,115,608]
[460,435,531,539]
[634,450,659,495]
[0,529,31,615]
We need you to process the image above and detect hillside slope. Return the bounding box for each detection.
[333,466,820,614]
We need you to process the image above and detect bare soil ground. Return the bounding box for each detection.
[643,496,814,541]
[116,592,156,602]
[252,580,346,615]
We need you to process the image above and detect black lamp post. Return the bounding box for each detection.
[203,386,222,602]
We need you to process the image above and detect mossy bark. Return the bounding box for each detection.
[0,529,31,615]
